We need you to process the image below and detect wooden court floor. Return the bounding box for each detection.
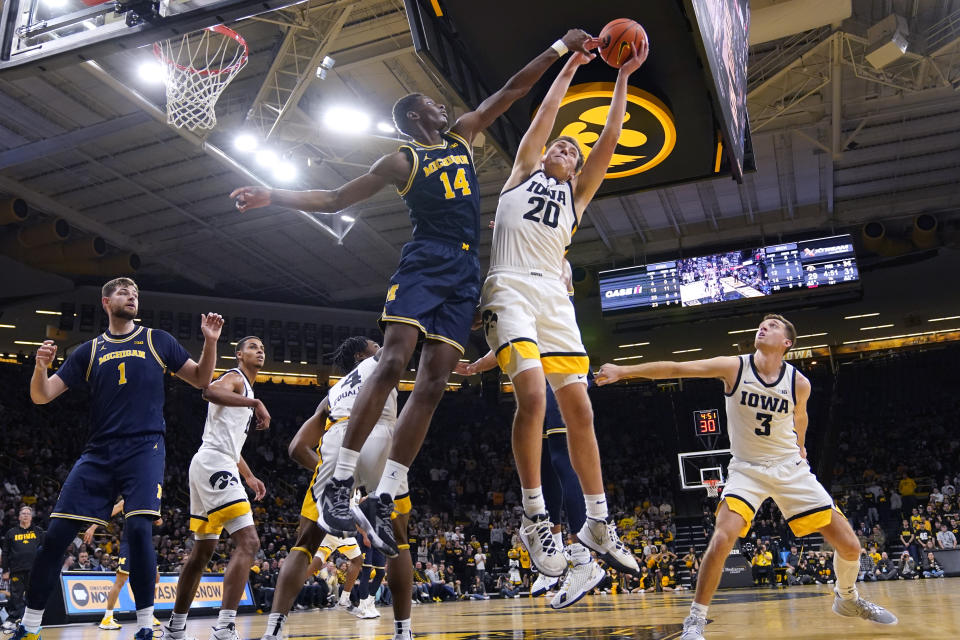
[43,580,960,640]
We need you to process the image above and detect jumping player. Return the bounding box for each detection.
[477,43,646,603]
[20,277,221,640]
[260,336,414,640]
[231,30,597,563]
[595,314,898,639]
[166,337,270,640]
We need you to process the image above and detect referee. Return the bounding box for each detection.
[1,507,44,630]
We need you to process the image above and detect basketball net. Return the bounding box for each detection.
[154,25,248,131]
[704,479,720,498]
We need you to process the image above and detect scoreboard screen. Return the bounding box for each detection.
[694,409,721,437]
[598,234,859,314]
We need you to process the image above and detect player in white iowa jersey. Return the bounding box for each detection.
[168,337,271,640]
[478,42,646,591]
[596,315,897,639]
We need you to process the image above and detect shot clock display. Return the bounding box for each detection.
[694,409,721,438]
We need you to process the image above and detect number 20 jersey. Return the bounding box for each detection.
[724,354,800,464]
[489,170,576,279]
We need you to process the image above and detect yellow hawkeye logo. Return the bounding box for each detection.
[548,83,677,179]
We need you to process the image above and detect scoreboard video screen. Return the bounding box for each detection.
[599,234,859,314]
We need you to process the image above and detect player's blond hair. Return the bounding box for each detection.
[102,277,138,298]
[763,313,796,351]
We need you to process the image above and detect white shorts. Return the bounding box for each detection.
[721,454,838,538]
[480,270,588,391]
[315,533,361,561]
[300,421,410,523]
[188,449,254,539]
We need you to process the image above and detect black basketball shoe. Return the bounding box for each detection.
[319,476,356,536]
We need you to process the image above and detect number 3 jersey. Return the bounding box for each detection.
[489,170,577,279]
[724,354,801,464]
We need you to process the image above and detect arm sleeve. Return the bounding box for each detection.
[54,341,94,389]
[151,329,192,373]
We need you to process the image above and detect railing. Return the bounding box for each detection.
[748,25,833,91]
[926,7,960,53]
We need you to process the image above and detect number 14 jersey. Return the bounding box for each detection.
[489,170,577,279]
[724,354,801,464]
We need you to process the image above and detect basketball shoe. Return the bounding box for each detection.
[832,592,897,624]
[352,493,399,557]
[550,544,604,609]
[519,513,566,577]
[8,625,41,640]
[319,477,356,537]
[680,614,706,640]
[98,614,121,630]
[210,623,240,640]
[577,517,639,575]
[530,572,559,596]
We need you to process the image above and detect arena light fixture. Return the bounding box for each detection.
[795,332,827,338]
[928,315,960,322]
[233,133,259,153]
[377,121,396,133]
[138,60,166,83]
[672,348,702,354]
[617,341,650,348]
[843,312,879,319]
[14,340,43,346]
[727,328,756,334]
[789,344,828,351]
[859,324,894,331]
[323,106,370,134]
[0,324,15,329]
[341,214,355,222]
[255,149,278,167]
[842,327,960,345]
[613,355,644,361]
[273,161,298,183]
[35,310,61,315]
[43,0,68,8]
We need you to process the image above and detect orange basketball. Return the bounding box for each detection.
[598,18,649,69]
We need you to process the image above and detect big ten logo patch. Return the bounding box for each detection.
[546,83,676,179]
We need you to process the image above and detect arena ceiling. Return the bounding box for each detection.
[1,0,960,314]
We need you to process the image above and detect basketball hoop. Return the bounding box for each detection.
[154,25,248,131]
[704,479,721,498]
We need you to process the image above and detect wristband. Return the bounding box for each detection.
[551,39,569,57]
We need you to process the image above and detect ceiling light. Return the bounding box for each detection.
[843,312,879,320]
[842,327,960,345]
[14,340,43,346]
[341,214,355,222]
[0,324,15,329]
[43,0,68,7]
[613,355,644,361]
[376,121,396,133]
[35,310,61,315]
[859,324,894,331]
[672,348,703,354]
[795,332,827,338]
[617,341,650,348]
[789,344,828,351]
[727,328,756,334]
[323,107,370,133]
[256,149,278,167]
[234,133,259,153]
[273,161,298,182]
[138,60,166,83]
[929,315,960,322]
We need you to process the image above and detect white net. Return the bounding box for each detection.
[154,25,248,131]
[704,479,720,498]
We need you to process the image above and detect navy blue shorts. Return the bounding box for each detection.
[52,434,165,527]
[117,536,130,574]
[359,537,386,569]
[380,239,481,354]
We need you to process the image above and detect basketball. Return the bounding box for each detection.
[598,18,648,69]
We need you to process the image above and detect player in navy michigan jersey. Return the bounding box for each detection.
[231,29,596,640]
[16,277,222,640]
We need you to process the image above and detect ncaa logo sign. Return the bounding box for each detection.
[548,83,677,179]
[71,583,89,606]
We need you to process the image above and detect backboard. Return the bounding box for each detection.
[678,448,732,492]
[0,0,294,75]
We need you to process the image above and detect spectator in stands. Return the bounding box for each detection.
[681,547,699,586]
[787,558,814,586]
[857,549,876,582]
[465,576,488,600]
[751,544,773,586]
[937,524,956,549]
[1,506,43,630]
[942,476,956,499]
[631,566,656,593]
[898,551,918,580]
[814,555,834,584]
[69,551,92,571]
[921,552,944,579]
[875,552,898,581]
[497,574,519,599]
[900,519,919,563]
[661,565,682,591]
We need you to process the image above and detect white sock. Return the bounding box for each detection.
[136,607,154,631]
[375,459,409,499]
[103,609,114,619]
[834,553,860,600]
[215,609,236,628]
[521,487,546,516]
[690,602,708,618]
[22,607,43,633]
[584,493,608,520]
[332,448,360,481]
[395,618,411,636]
[552,531,562,549]
[339,589,351,602]
[169,611,188,631]
[265,613,286,639]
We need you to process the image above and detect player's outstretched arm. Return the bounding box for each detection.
[452,29,596,145]
[201,371,271,429]
[453,350,498,376]
[239,455,266,501]
[595,356,740,388]
[573,44,646,214]
[793,374,811,459]
[507,52,594,187]
[174,313,223,389]
[30,340,68,404]
[288,397,329,471]
[230,152,411,214]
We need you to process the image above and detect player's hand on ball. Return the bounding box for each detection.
[245,475,266,501]
[254,400,271,430]
[200,313,224,341]
[230,186,271,213]
[562,29,597,56]
[594,363,623,386]
[619,42,647,75]
[35,340,57,369]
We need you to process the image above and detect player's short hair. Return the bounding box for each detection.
[332,336,371,374]
[546,136,584,172]
[102,277,138,298]
[236,336,263,353]
[763,313,797,350]
[392,93,425,136]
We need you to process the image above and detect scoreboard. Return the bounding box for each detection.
[599,234,860,315]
